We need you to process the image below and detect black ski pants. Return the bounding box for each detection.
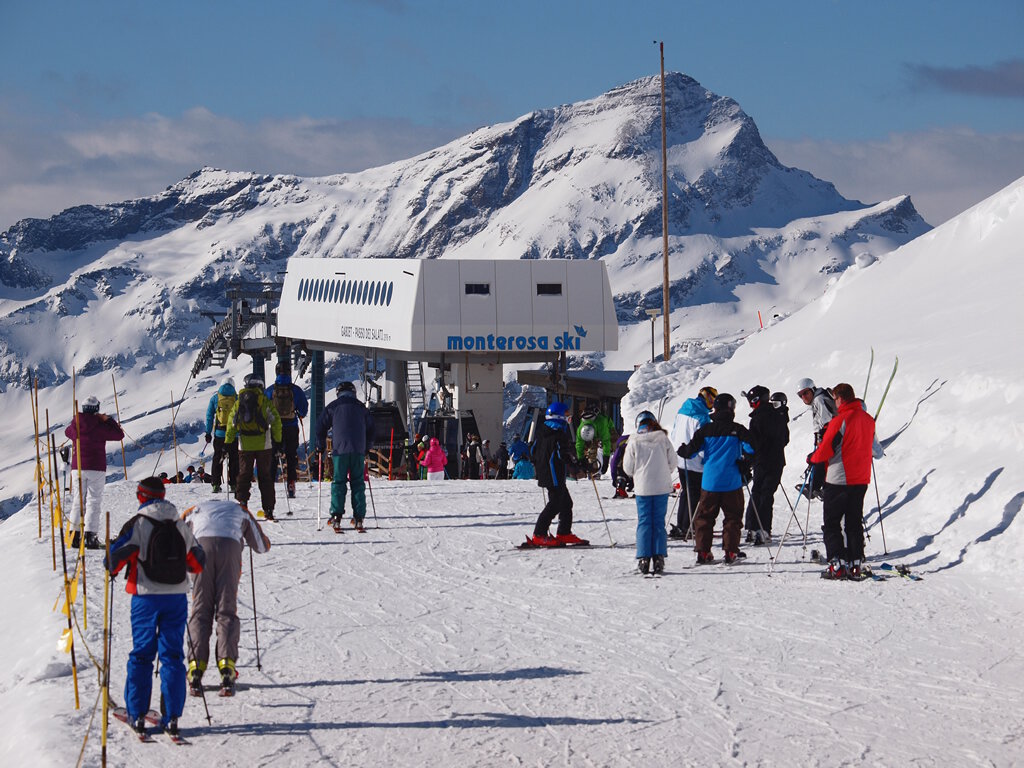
[822,483,868,562]
[272,423,300,486]
[745,466,783,534]
[677,468,703,531]
[212,435,239,487]
[534,483,574,537]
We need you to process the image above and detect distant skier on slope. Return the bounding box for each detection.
[809,383,884,580]
[65,394,125,550]
[677,393,755,565]
[741,385,789,545]
[623,412,675,575]
[668,386,717,539]
[527,402,587,546]
[316,381,375,532]
[182,497,271,697]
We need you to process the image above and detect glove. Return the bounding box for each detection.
[677,445,688,459]
[205,433,212,444]
[806,452,815,465]
[736,456,753,484]
[272,441,283,453]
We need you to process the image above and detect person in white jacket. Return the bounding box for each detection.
[181,498,271,696]
[623,411,677,575]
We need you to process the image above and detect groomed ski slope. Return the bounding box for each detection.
[3,476,1021,767]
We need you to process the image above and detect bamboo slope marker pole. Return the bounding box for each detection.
[71,368,87,629]
[32,375,43,538]
[53,432,80,709]
[111,373,128,480]
[46,409,57,571]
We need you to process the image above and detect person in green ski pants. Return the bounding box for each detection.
[315,381,376,531]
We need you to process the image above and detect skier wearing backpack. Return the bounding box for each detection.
[575,404,614,474]
[741,385,789,545]
[315,381,375,531]
[105,477,205,738]
[204,378,239,494]
[182,498,271,697]
[265,362,309,499]
[677,393,755,565]
[668,386,717,539]
[225,374,283,520]
[795,377,837,499]
[527,402,587,546]
[64,395,125,550]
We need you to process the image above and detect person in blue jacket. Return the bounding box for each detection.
[315,381,375,531]
[265,362,309,499]
[677,393,755,565]
[204,378,239,493]
[527,402,586,546]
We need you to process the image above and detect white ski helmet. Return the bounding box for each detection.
[796,377,815,394]
[82,395,101,414]
[579,424,596,443]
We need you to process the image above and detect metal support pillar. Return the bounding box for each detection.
[308,350,326,450]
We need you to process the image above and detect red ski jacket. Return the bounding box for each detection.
[809,399,876,486]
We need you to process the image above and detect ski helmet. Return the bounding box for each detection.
[742,385,770,406]
[244,373,265,389]
[82,395,100,414]
[769,392,788,409]
[579,424,596,443]
[698,386,718,409]
[796,378,815,394]
[634,410,657,429]
[712,393,736,414]
[336,381,356,396]
[545,402,569,421]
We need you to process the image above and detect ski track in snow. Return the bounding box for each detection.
[4,478,1024,767]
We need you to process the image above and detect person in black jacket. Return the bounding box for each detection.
[528,402,588,546]
[742,386,789,544]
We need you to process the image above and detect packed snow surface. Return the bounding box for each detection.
[2,477,1022,767]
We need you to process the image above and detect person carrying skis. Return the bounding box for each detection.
[204,378,239,494]
[225,374,282,520]
[315,381,375,531]
[795,377,837,499]
[623,411,675,575]
[609,433,634,498]
[528,402,586,546]
[809,382,883,580]
[742,385,789,545]
[182,497,271,697]
[575,403,615,474]
[677,393,755,564]
[265,362,309,499]
[105,477,205,738]
[65,395,125,550]
[668,386,717,539]
[420,437,448,480]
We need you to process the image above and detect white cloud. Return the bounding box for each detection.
[768,129,1024,226]
[0,107,467,229]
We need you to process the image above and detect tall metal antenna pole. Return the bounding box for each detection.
[659,41,671,360]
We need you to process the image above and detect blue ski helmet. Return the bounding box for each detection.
[545,402,569,421]
[634,410,656,429]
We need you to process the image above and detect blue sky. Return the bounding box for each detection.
[2,0,1023,228]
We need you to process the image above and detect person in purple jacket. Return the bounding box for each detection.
[65,395,125,549]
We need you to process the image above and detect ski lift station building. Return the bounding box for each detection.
[277,258,619,445]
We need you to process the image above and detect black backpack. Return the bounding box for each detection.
[139,518,188,584]
[235,388,268,436]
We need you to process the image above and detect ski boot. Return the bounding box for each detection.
[823,559,847,580]
[164,719,180,737]
[350,517,365,532]
[652,555,665,575]
[668,525,686,540]
[287,482,296,499]
[724,551,739,565]
[70,531,82,550]
[745,530,754,544]
[84,532,103,550]
[330,515,344,533]
[261,509,275,521]
[555,532,588,546]
[187,661,204,696]
[211,483,222,493]
[131,716,147,737]
[218,659,237,697]
[638,557,651,575]
[528,533,559,547]
[695,551,715,565]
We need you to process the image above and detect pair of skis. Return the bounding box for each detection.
[111,707,187,745]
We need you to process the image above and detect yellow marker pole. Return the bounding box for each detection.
[54,433,80,709]
[46,410,57,571]
[112,373,128,480]
[72,368,87,629]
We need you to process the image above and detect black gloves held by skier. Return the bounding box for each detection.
[272,441,283,453]
[205,433,212,443]
[736,456,753,484]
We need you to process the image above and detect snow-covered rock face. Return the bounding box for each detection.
[0,73,929,513]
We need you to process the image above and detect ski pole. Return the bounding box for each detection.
[742,478,772,572]
[366,468,378,526]
[183,623,212,725]
[279,455,292,517]
[871,458,889,554]
[768,501,798,575]
[683,468,697,541]
[795,466,812,552]
[316,452,323,532]
[249,546,261,671]
[590,474,615,547]
[777,485,807,538]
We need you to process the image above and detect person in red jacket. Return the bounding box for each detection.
[64,395,125,549]
[808,382,883,579]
